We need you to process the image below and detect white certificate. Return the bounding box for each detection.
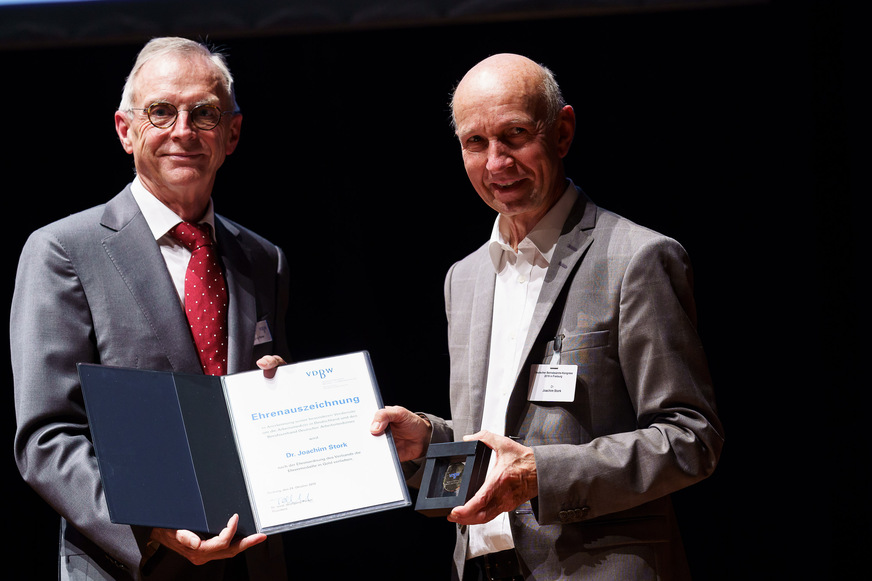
[222,351,409,533]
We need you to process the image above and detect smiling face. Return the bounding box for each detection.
[114,52,242,221]
[452,54,575,242]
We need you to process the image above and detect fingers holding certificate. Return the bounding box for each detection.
[370,405,433,462]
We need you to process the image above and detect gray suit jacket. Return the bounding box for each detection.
[424,187,724,580]
[11,186,290,580]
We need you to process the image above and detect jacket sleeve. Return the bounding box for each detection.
[11,227,147,574]
[532,236,724,525]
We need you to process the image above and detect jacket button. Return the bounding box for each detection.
[558,507,590,523]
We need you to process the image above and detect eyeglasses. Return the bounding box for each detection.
[129,101,236,130]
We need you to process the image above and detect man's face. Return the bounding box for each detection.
[114,54,241,218]
[453,65,574,223]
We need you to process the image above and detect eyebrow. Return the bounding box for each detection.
[141,98,221,108]
[457,117,536,136]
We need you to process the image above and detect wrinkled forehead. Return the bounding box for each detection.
[132,54,229,107]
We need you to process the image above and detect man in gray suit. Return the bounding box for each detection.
[371,54,724,580]
[12,37,288,580]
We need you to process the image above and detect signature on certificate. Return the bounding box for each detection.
[274,491,313,509]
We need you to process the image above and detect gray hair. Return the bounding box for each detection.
[118,37,239,113]
[449,61,565,132]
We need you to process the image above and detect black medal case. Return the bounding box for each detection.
[415,440,491,517]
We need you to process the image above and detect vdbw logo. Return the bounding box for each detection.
[306,367,334,379]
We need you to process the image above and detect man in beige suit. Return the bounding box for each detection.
[372,54,723,580]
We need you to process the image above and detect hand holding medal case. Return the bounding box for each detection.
[415,440,491,516]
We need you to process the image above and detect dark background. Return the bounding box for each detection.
[1,0,858,579]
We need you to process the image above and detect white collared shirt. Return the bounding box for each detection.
[129,176,218,305]
[467,182,577,559]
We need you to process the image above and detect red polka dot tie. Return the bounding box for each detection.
[170,222,228,376]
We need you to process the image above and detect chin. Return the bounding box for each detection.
[163,168,208,185]
[492,191,537,211]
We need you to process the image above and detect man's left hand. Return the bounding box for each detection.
[447,431,537,525]
[149,514,266,566]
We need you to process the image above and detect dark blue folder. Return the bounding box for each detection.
[77,364,257,536]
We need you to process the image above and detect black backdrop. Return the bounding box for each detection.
[2,0,858,579]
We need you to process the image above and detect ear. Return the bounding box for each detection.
[555,105,576,159]
[224,113,243,156]
[114,111,135,154]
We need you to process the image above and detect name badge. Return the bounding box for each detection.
[528,364,577,402]
[254,320,272,346]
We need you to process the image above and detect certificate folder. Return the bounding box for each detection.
[77,351,409,538]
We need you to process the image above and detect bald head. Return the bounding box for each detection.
[450,54,565,132]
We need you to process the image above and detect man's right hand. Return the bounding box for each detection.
[370,405,432,462]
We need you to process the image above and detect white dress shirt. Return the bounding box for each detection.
[467,182,578,559]
[129,176,218,306]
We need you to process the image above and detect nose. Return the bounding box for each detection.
[486,141,514,173]
[169,110,198,137]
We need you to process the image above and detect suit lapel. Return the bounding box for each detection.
[215,217,257,374]
[99,188,202,373]
[519,194,596,363]
[504,192,598,434]
[466,255,498,433]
